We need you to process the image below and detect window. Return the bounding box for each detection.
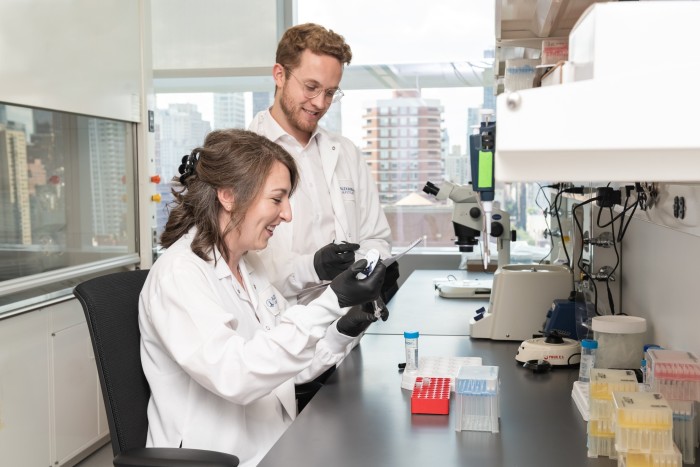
[152,0,550,263]
[0,102,137,308]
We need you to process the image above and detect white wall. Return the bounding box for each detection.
[621,185,700,355]
[0,0,143,122]
[150,0,280,74]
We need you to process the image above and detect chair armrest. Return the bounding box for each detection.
[114,447,239,466]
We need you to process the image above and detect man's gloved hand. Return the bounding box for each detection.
[336,304,378,337]
[313,241,360,281]
[329,259,387,308]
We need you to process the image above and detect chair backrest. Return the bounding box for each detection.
[74,269,151,457]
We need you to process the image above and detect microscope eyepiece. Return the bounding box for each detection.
[423,181,439,196]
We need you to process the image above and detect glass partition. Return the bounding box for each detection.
[0,103,138,310]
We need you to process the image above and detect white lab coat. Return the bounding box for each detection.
[249,110,392,304]
[139,230,355,467]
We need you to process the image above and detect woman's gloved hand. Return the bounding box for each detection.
[313,241,360,280]
[365,298,389,322]
[329,259,386,308]
[336,304,379,337]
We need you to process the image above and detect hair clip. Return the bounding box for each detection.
[178,151,199,184]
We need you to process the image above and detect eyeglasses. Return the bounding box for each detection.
[283,67,344,103]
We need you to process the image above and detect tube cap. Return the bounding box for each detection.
[581,338,598,349]
[404,331,419,339]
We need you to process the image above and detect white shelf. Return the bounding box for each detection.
[495,0,610,82]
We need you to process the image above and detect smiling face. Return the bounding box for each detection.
[271,49,343,145]
[219,161,293,263]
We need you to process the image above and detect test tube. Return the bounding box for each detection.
[404,331,419,373]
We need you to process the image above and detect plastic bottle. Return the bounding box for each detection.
[578,339,598,383]
[404,331,419,373]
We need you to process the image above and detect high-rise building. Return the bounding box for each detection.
[213,93,245,130]
[252,91,274,117]
[154,104,212,238]
[444,144,470,185]
[362,90,445,204]
[0,122,31,244]
[319,101,342,135]
[86,119,130,243]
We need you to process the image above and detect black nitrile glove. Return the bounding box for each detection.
[365,297,389,322]
[336,304,378,337]
[329,259,387,308]
[335,305,377,337]
[313,241,360,281]
[380,261,400,303]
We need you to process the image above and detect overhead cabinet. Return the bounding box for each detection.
[494,1,700,182]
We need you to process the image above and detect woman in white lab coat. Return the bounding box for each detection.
[138,129,386,466]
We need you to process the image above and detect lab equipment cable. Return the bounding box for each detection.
[604,207,620,315]
[552,188,571,268]
[552,185,586,269]
[616,184,644,242]
[535,183,555,264]
[573,198,620,316]
[572,196,603,316]
[593,184,642,243]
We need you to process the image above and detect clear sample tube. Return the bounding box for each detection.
[578,338,598,382]
[404,331,420,373]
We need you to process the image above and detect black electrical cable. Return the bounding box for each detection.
[535,184,554,264]
[605,206,621,315]
[596,193,638,229]
[572,197,603,316]
[617,193,640,242]
[553,189,571,268]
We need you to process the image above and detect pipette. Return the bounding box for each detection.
[356,249,384,319]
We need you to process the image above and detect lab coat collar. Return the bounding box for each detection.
[258,109,321,150]
[210,247,260,310]
[314,128,351,242]
[237,255,259,310]
[312,125,339,186]
[257,109,288,145]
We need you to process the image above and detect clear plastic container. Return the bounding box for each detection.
[579,339,598,382]
[612,392,674,453]
[455,365,500,433]
[592,316,646,369]
[404,331,419,373]
[646,349,700,401]
[616,444,681,467]
[588,369,638,420]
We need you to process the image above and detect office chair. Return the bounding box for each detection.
[74,269,239,467]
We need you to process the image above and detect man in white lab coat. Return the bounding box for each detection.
[249,23,398,309]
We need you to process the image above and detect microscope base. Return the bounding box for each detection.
[468,264,573,341]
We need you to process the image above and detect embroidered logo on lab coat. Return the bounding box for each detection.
[340,186,355,196]
[265,294,278,308]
